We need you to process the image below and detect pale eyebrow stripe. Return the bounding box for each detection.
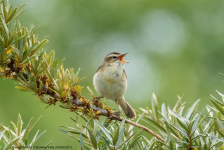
[108,54,119,57]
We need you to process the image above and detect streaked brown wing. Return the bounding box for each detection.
[123,69,127,79]
[96,65,101,73]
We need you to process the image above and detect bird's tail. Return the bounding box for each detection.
[118,97,136,119]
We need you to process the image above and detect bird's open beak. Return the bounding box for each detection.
[118,53,129,63]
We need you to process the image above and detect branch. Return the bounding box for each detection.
[42,84,167,144]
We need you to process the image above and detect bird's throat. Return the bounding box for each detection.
[103,62,124,82]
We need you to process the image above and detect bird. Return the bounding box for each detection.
[93,52,136,119]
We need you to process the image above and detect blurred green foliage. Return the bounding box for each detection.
[0,114,51,149]
[60,93,224,149]
[1,0,224,148]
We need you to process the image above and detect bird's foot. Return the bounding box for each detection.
[94,96,103,100]
[92,96,103,102]
[92,96,104,108]
[112,111,121,118]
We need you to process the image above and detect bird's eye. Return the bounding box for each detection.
[112,56,117,59]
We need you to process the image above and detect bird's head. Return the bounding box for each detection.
[104,52,129,64]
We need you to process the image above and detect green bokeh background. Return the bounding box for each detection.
[1,0,224,148]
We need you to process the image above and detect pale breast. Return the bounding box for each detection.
[93,71,127,101]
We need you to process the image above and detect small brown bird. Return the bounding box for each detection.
[93,52,136,119]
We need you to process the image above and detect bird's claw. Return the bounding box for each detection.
[94,96,103,99]
[112,111,121,118]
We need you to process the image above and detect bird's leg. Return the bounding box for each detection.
[95,96,103,99]
[113,101,121,117]
[93,96,103,103]
[96,96,103,103]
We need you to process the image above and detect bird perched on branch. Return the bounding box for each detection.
[93,52,136,119]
